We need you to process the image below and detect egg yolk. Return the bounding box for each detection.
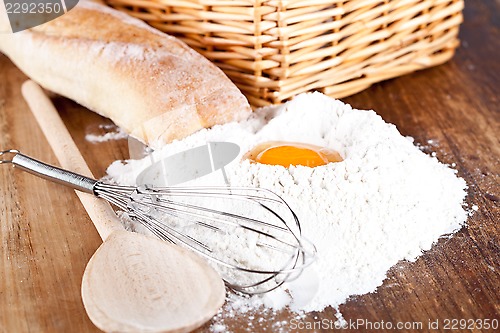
[246,142,343,167]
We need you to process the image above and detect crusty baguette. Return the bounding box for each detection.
[0,1,251,148]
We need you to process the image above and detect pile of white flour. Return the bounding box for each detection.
[106,92,468,327]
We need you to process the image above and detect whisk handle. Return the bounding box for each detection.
[11,152,97,194]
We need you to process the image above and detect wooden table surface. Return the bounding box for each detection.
[1,1,498,332]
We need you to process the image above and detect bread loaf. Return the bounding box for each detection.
[0,1,251,148]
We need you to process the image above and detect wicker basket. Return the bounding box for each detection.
[105,0,464,107]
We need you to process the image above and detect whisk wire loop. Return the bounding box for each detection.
[0,149,20,164]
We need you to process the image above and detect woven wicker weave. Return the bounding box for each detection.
[105,0,464,107]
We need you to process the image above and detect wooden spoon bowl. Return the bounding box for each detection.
[82,230,225,333]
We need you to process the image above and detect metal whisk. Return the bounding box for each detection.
[1,149,316,294]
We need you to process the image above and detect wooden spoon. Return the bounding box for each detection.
[21,80,226,333]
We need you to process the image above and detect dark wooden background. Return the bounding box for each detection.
[0,1,498,332]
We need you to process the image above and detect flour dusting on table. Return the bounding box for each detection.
[86,124,128,143]
[106,92,468,330]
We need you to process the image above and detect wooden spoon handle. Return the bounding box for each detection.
[21,80,122,241]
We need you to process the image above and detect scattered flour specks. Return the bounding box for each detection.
[86,124,128,143]
[106,92,469,330]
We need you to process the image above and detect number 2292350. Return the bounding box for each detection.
[5,2,64,14]
[443,318,498,330]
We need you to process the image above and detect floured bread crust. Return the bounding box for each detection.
[0,1,251,147]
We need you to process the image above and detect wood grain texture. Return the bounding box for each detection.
[21,80,123,242]
[0,1,498,332]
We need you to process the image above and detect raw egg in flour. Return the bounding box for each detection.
[245,141,343,167]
